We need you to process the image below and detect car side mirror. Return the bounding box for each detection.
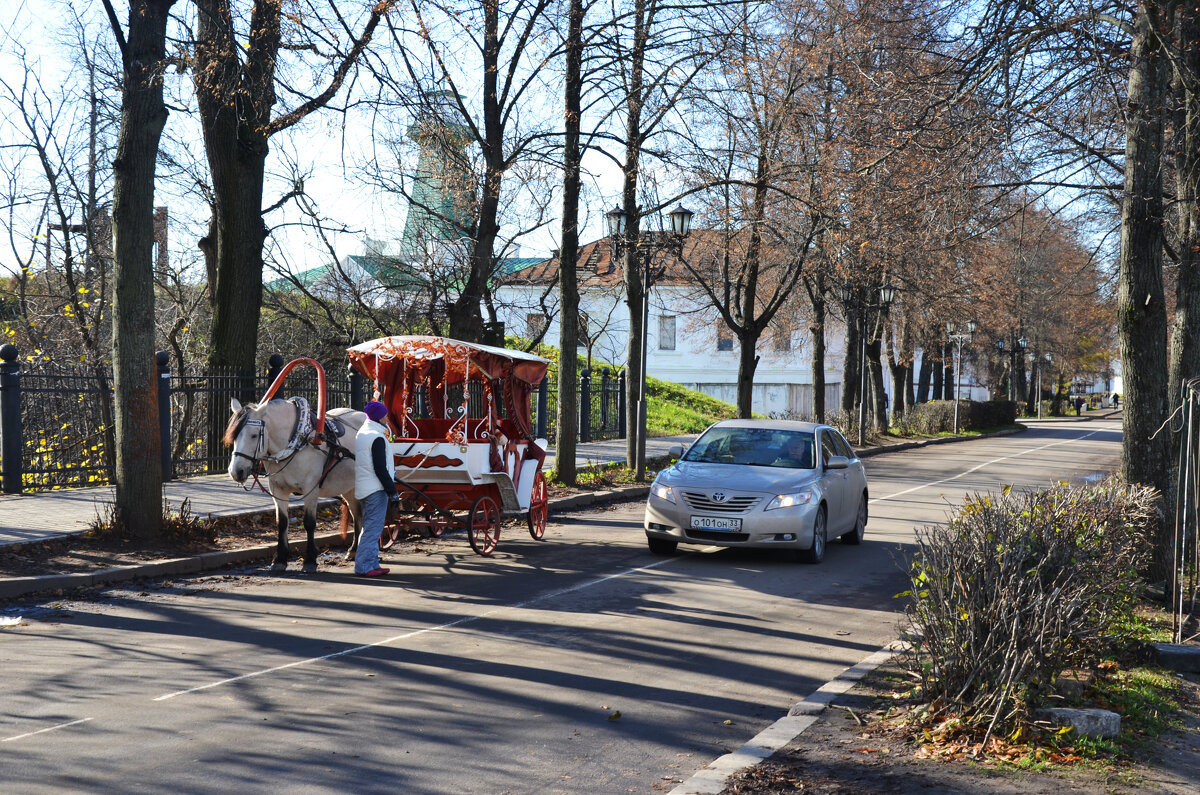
[668,444,685,459]
[825,455,850,470]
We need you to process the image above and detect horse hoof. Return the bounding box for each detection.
[270,562,287,573]
[302,563,318,574]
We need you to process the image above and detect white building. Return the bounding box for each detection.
[492,235,854,416]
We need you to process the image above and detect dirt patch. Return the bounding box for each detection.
[719,660,1200,794]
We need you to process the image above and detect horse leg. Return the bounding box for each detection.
[271,495,290,572]
[344,496,362,561]
[301,495,319,574]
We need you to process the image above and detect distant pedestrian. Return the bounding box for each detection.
[1074,396,1084,415]
[1113,393,1120,408]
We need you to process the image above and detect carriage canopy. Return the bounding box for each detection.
[346,336,551,440]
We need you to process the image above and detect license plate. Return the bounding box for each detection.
[690,515,742,531]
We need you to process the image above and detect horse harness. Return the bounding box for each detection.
[234,397,356,494]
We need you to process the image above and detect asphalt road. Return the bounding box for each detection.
[0,418,1122,794]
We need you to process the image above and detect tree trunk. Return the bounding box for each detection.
[942,356,954,401]
[866,332,887,430]
[109,0,176,538]
[916,350,931,403]
[886,319,907,416]
[1171,2,1200,445]
[807,277,826,422]
[841,310,859,415]
[555,0,584,485]
[736,333,760,418]
[930,351,942,401]
[623,0,648,472]
[1119,3,1171,505]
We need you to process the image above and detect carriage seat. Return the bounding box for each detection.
[391,417,514,443]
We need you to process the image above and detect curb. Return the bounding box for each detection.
[0,486,653,601]
[670,640,909,794]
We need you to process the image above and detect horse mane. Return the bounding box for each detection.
[222,406,250,447]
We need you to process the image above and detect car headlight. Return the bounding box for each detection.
[765,491,813,511]
[650,482,676,503]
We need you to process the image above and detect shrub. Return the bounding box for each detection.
[905,399,1017,433]
[901,478,1160,741]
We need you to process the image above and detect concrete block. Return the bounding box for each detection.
[1035,707,1120,739]
[1153,642,1200,673]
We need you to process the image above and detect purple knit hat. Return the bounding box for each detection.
[363,400,388,421]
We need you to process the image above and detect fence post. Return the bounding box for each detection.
[0,344,21,494]
[266,353,284,393]
[536,378,548,439]
[157,351,173,481]
[599,369,610,432]
[617,371,627,439]
[348,363,365,410]
[579,369,591,442]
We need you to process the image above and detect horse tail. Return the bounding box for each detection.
[339,498,351,540]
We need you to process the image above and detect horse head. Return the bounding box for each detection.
[225,398,271,484]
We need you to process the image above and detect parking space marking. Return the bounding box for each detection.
[3,717,93,743]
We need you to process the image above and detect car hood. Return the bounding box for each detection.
[659,461,820,493]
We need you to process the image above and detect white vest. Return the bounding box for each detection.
[354,419,396,499]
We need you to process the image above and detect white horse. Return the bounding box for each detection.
[225,398,364,573]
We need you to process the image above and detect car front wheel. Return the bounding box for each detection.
[798,506,827,564]
[648,536,678,555]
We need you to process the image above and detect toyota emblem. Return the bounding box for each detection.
[711,491,728,503]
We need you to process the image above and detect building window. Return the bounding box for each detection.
[526,313,548,339]
[658,315,676,350]
[717,327,734,351]
[771,327,792,352]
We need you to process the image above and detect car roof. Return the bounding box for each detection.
[708,419,827,433]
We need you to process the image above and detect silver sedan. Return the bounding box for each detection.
[643,419,868,563]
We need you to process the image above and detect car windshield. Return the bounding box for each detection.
[682,427,816,469]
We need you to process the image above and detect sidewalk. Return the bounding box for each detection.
[0,434,697,549]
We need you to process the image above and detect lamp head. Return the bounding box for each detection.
[605,206,628,238]
[878,281,897,308]
[668,205,694,237]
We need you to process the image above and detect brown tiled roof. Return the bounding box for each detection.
[507,229,743,287]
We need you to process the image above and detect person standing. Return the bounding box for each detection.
[354,400,397,577]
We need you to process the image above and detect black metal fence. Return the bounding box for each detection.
[0,345,626,493]
[530,368,625,444]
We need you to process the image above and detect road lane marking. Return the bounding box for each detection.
[870,428,1104,506]
[154,556,678,701]
[3,717,93,743]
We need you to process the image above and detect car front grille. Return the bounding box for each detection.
[687,530,750,542]
[681,491,759,514]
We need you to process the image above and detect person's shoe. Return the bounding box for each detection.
[354,568,390,578]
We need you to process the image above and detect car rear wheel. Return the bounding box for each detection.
[798,506,826,564]
[841,497,866,545]
[647,536,678,555]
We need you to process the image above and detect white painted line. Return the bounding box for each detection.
[3,717,93,743]
[870,428,1103,505]
[154,555,679,701]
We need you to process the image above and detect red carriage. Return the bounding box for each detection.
[346,336,552,556]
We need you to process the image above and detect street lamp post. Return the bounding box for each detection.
[607,203,693,480]
[1037,351,1052,419]
[839,280,896,446]
[947,320,976,434]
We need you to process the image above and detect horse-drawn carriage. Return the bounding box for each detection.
[348,335,552,556]
[226,336,552,571]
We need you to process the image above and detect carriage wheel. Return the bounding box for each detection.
[467,495,501,556]
[378,520,399,550]
[527,472,549,540]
